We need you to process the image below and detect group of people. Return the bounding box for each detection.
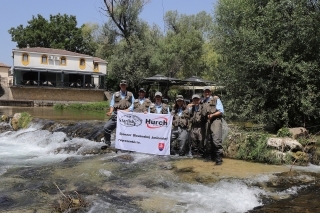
[102,79,225,166]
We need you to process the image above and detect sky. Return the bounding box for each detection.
[0,0,216,66]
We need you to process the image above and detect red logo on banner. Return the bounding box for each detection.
[146,117,168,129]
[158,142,165,151]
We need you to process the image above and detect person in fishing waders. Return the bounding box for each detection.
[202,86,225,165]
[170,95,190,156]
[101,79,134,150]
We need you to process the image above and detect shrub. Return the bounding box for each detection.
[18,112,32,129]
[236,132,281,164]
[276,127,292,137]
[53,103,65,110]
[53,101,109,111]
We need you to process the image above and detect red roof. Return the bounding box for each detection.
[0,62,10,67]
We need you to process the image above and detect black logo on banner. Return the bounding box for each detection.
[119,114,142,127]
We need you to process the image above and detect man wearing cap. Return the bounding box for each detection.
[149,91,170,114]
[202,86,225,165]
[170,95,190,155]
[101,79,135,150]
[187,94,205,156]
[133,88,151,113]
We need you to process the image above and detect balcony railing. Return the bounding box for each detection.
[17,80,104,89]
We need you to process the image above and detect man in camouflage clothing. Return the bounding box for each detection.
[202,86,225,165]
[133,88,151,113]
[101,80,135,150]
[187,94,205,156]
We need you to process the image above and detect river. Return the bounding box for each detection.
[0,107,319,213]
[0,106,108,121]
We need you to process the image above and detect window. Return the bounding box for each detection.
[21,53,29,66]
[41,55,48,64]
[94,62,99,72]
[60,56,67,66]
[79,58,86,70]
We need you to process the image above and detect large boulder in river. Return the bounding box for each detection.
[36,118,106,142]
[267,137,303,152]
[11,113,21,131]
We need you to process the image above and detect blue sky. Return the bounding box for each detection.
[0,0,216,66]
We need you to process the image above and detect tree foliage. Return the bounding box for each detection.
[102,0,150,46]
[8,14,96,55]
[214,0,320,130]
[160,11,216,79]
[98,0,219,92]
[100,0,163,92]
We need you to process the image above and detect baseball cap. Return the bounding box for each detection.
[120,80,127,85]
[139,88,146,92]
[176,95,184,101]
[203,86,211,91]
[192,94,200,99]
[155,91,162,97]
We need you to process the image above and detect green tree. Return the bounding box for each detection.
[99,1,219,92]
[8,14,96,55]
[160,11,216,79]
[214,0,320,130]
[102,0,149,46]
[100,0,163,92]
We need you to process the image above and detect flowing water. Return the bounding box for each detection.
[0,106,108,121]
[0,107,319,213]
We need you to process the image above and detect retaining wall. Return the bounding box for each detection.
[10,87,106,102]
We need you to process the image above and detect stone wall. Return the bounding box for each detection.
[10,87,106,102]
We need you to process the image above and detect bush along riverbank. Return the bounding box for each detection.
[1,112,32,131]
[224,125,320,166]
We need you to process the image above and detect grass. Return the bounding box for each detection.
[18,112,32,129]
[234,132,282,164]
[53,101,109,111]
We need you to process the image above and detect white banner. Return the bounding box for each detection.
[115,111,172,155]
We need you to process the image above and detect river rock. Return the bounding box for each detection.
[35,118,105,142]
[291,151,309,164]
[289,127,308,139]
[267,137,303,152]
[1,115,9,122]
[11,113,21,131]
[0,122,13,133]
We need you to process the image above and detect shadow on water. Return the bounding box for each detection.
[0,106,108,121]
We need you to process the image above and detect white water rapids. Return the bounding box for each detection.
[0,122,319,213]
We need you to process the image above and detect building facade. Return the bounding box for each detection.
[13,47,107,89]
[9,47,108,102]
[0,62,11,86]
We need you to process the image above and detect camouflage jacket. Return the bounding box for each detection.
[133,98,152,113]
[149,103,169,114]
[113,91,133,113]
[202,96,221,121]
[171,108,190,128]
[189,104,205,125]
